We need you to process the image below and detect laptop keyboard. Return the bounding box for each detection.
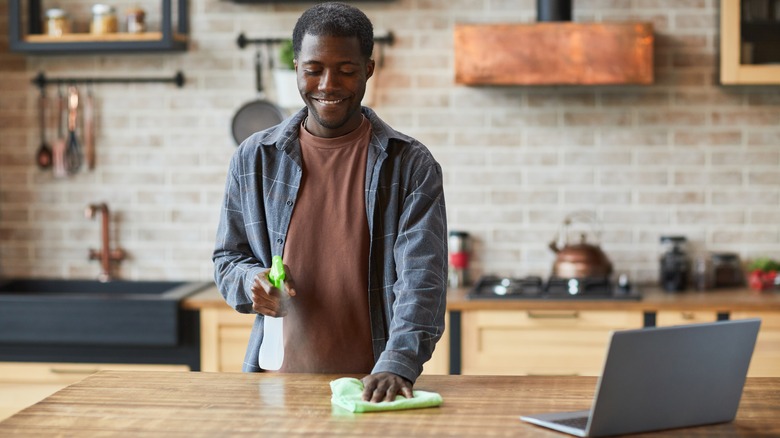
[552,416,589,430]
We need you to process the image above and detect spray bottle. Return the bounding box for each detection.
[258,255,286,370]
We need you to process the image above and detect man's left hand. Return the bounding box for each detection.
[361,372,413,402]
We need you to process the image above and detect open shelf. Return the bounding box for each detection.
[25,32,188,44]
[9,0,188,54]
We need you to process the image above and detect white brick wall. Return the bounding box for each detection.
[0,0,778,285]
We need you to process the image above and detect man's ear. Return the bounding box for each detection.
[365,59,375,80]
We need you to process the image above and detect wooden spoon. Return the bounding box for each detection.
[35,88,53,169]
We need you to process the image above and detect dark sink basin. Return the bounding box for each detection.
[0,279,211,347]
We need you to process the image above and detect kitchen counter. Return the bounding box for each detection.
[183,283,780,312]
[1,371,779,436]
[185,284,780,377]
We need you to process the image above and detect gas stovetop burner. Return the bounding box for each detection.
[468,275,641,301]
[479,275,544,297]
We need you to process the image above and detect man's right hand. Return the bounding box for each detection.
[251,265,296,317]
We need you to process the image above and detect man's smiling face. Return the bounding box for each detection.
[295,33,374,138]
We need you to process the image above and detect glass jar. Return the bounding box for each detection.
[659,235,690,293]
[711,252,744,288]
[125,7,146,34]
[90,4,118,35]
[448,231,471,288]
[44,8,71,37]
[692,253,713,291]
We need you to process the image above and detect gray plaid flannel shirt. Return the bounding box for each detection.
[212,107,448,383]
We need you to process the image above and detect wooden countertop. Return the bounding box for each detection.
[1,371,778,436]
[183,284,780,312]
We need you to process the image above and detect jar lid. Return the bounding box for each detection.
[46,8,68,18]
[711,252,740,262]
[92,4,116,15]
[125,7,145,16]
[660,235,687,243]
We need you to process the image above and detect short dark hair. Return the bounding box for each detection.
[292,2,374,61]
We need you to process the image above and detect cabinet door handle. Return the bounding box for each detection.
[681,312,695,320]
[527,311,579,319]
[50,368,100,375]
[527,372,580,377]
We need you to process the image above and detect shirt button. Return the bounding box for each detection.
[276,238,283,244]
[286,200,293,206]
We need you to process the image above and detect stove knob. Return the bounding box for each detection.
[567,278,579,295]
[617,273,631,293]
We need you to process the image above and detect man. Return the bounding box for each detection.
[212,2,447,403]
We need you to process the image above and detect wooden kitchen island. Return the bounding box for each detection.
[1,371,779,437]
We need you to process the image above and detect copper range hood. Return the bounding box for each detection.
[454,0,654,86]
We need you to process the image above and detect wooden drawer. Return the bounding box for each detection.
[655,311,719,327]
[0,362,189,385]
[423,312,449,375]
[461,310,643,376]
[730,311,780,377]
[201,307,451,374]
[200,307,255,372]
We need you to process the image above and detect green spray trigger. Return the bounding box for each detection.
[269,255,285,289]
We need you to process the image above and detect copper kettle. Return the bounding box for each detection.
[549,213,613,279]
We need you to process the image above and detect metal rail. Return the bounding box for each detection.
[32,71,186,91]
[236,31,394,49]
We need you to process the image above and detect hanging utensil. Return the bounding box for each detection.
[83,83,95,170]
[64,85,82,174]
[52,86,68,178]
[231,46,286,146]
[35,87,53,169]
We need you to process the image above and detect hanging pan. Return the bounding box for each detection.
[231,47,287,146]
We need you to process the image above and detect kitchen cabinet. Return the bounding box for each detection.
[199,307,254,373]
[655,310,720,326]
[198,306,450,374]
[720,0,780,84]
[657,309,780,377]
[8,0,188,54]
[460,310,644,376]
[730,311,780,377]
[188,286,780,377]
[0,362,188,421]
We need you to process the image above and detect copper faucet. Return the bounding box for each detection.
[85,203,125,282]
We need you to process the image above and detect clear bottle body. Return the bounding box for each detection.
[259,316,284,370]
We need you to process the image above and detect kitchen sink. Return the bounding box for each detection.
[0,279,211,347]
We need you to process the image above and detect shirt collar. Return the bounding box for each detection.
[258,107,406,152]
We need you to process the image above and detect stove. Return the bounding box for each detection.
[467,275,641,300]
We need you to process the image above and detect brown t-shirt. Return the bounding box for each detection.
[279,116,374,374]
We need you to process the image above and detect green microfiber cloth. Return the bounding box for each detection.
[330,377,443,413]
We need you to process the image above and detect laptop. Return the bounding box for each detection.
[520,318,761,437]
